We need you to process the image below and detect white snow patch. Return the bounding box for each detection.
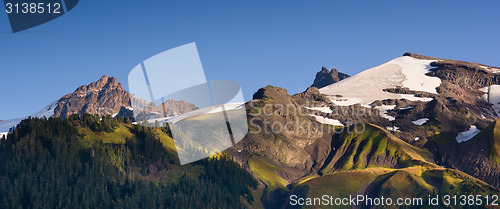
[320,56,440,107]
[455,125,481,143]
[412,118,429,125]
[111,113,119,118]
[478,85,500,116]
[480,86,490,102]
[374,105,396,121]
[305,106,333,114]
[360,104,372,108]
[415,137,419,141]
[386,126,400,132]
[397,57,441,94]
[310,115,344,126]
[479,86,489,93]
[481,66,500,74]
[488,85,500,116]
[0,132,8,139]
[491,68,500,73]
[400,106,414,110]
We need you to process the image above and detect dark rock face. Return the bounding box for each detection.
[404,52,500,89]
[310,67,349,89]
[443,119,500,188]
[53,76,132,118]
[429,62,500,90]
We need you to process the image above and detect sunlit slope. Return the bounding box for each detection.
[286,124,500,209]
[244,122,500,208]
[292,166,499,209]
[319,123,434,174]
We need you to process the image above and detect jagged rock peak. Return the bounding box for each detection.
[75,75,122,93]
[53,76,131,118]
[310,66,349,89]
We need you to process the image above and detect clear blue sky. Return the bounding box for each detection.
[0,0,499,119]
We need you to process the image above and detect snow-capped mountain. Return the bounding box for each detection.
[320,56,439,106]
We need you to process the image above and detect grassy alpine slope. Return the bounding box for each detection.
[286,124,500,209]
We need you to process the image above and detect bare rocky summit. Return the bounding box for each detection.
[53,76,132,118]
[310,67,349,88]
[51,75,197,120]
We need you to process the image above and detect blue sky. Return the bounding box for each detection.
[0,0,499,119]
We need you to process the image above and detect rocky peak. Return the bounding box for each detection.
[252,85,294,104]
[75,75,121,93]
[310,67,349,89]
[48,75,198,120]
[53,76,132,118]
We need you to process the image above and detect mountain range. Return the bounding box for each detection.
[1,52,500,208]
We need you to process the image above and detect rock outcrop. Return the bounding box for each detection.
[310,67,349,88]
[53,76,131,118]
